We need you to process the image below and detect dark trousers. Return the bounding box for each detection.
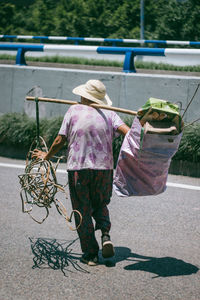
[68,169,113,255]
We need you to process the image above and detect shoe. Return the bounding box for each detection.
[101,234,115,258]
[80,253,99,266]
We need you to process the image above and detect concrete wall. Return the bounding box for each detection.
[0,64,200,122]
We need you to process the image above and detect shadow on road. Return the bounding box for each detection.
[29,237,89,276]
[28,239,199,278]
[115,247,199,278]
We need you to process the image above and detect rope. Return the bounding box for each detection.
[182,83,200,119]
[183,117,200,129]
[18,136,82,231]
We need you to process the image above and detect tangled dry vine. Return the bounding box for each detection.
[18,136,82,230]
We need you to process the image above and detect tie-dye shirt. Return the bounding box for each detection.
[58,104,124,170]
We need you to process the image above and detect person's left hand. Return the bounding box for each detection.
[32,149,47,160]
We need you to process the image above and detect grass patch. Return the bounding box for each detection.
[0,53,123,67]
[135,60,200,72]
[29,55,123,67]
[1,54,200,72]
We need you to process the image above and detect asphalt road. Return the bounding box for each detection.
[0,157,200,300]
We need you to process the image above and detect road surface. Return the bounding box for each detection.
[0,157,200,300]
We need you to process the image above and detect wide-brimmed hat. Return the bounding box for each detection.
[72,79,112,106]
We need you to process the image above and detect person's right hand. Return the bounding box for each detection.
[32,149,47,160]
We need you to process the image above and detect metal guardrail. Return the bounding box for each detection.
[0,44,43,65]
[1,44,200,72]
[1,34,200,47]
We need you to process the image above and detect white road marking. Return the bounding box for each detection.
[0,162,66,174]
[166,182,200,191]
[0,162,200,190]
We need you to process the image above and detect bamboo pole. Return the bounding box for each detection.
[26,96,137,116]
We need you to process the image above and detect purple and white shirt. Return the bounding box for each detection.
[59,104,124,170]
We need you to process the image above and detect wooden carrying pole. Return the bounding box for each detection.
[26,96,137,116]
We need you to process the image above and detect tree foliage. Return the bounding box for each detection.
[0,0,200,40]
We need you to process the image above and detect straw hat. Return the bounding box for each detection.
[72,79,112,106]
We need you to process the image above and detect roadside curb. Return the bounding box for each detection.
[169,160,200,178]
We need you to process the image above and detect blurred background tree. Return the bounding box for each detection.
[0,0,199,40]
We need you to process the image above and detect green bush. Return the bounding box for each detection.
[0,113,36,147]
[41,116,64,146]
[173,123,200,163]
[0,113,62,149]
[0,113,199,163]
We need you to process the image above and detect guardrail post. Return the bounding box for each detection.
[16,48,27,65]
[123,51,136,73]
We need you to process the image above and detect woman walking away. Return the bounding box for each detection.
[32,79,130,266]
